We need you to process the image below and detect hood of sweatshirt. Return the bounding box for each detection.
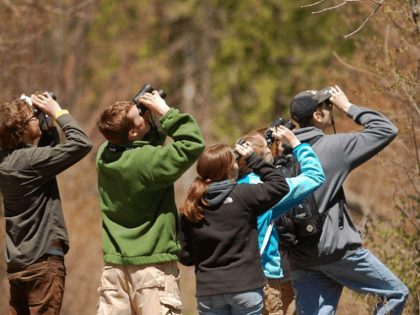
[203,179,237,209]
[293,126,325,143]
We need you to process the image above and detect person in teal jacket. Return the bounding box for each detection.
[237,130,324,315]
[95,90,205,315]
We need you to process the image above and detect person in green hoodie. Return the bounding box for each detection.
[96,90,205,315]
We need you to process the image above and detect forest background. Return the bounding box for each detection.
[0,0,419,314]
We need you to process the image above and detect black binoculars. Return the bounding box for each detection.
[34,91,57,116]
[233,139,246,160]
[264,116,295,147]
[133,84,167,115]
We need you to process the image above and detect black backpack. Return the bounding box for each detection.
[273,138,344,251]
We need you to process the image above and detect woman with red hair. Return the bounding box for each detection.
[179,126,300,315]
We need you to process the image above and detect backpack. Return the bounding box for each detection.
[272,137,344,251]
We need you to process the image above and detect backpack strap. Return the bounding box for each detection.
[107,143,135,152]
[337,187,345,230]
[305,134,345,230]
[306,134,323,146]
[319,187,345,230]
[280,134,323,156]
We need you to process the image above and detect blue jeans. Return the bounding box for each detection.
[291,248,409,315]
[197,288,264,315]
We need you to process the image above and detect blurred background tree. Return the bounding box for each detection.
[0,0,418,314]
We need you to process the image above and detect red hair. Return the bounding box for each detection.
[180,144,235,223]
[97,101,134,145]
[237,130,267,178]
[0,99,32,150]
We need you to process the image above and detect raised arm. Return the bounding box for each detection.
[235,153,290,216]
[270,144,325,218]
[29,93,93,182]
[131,109,205,190]
[340,105,398,171]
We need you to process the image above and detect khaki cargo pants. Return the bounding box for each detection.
[96,260,182,315]
[263,278,297,315]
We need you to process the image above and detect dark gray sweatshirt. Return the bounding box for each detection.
[282,104,398,271]
[0,114,93,270]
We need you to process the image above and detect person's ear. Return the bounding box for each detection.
[312,109,323,124]
[127,128,137,141]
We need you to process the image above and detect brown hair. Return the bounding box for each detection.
[237,130,267,178]
[297,118,314,128]
[97,101,134,145]
[180,144,235,223]
[0,99,32,150]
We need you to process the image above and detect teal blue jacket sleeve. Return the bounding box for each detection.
[269,143,325,219]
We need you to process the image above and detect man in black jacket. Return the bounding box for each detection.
[0,93,92,314]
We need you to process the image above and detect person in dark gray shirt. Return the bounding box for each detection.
[284,85,409,315]
[0,93,92,314]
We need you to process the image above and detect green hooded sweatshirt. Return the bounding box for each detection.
[96,108,205,265]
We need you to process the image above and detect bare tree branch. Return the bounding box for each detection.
[393,191,420,233]
[388,155,420,195]
[301,0,327,8]
[303,0,362,9]
[67,0,97,14]
[2,0,20,16]
[21,0,64,14]
[312,2,347,14]
[331,51,382,78]
[384,24,420,116]
[344,1,384,37]
[303,0,384,37]
[20,0,96,18]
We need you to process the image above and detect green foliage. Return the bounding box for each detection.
[99,0,358,142]
[86,0,170,111]
[86,0,359,142]
[209,0,356,140]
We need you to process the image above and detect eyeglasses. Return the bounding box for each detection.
[325,100,333,108]
[24,114,38,125]
[317,100,332,111]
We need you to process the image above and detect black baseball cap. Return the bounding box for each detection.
[290,87,333,125]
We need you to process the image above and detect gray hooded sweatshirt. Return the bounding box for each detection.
[0,114,93,270]
[282,104,398,271]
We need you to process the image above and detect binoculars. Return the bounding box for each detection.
[264,116,295,147]
[233,139,246,160]
[20,91,57,131]
[133,84,166,115]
